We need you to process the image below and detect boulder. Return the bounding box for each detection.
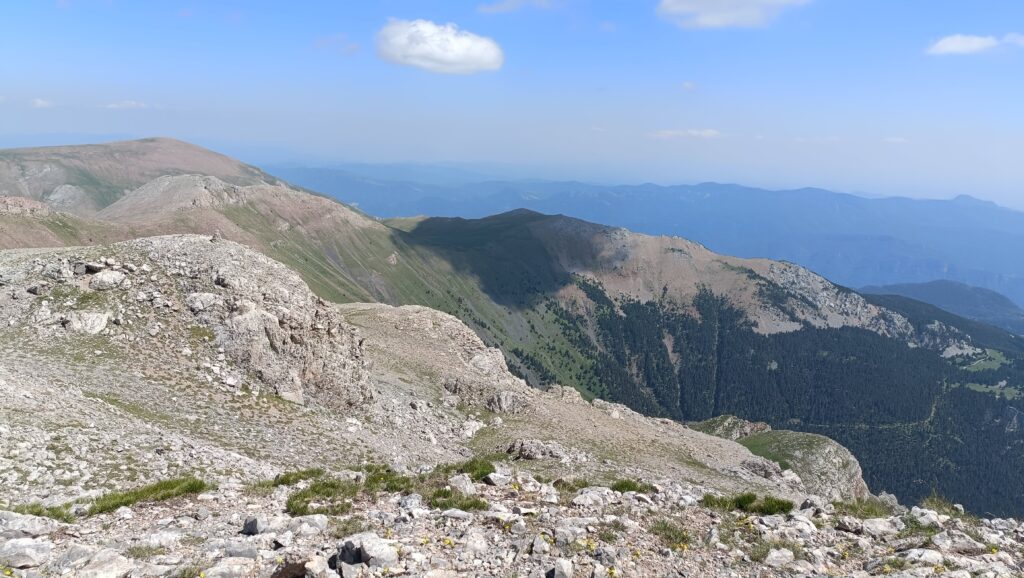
[448,473,476,496]
[204,557,257,578]
[89,270,127,291]
[550,558,573,578]
[763,548,795,568]
[0,537,53,568]
[76,549,135,578]
[338,532,399,568]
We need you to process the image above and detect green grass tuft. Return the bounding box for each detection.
[285,478,359,516]
[700,492,792,515]
[125,545,168,559]
[7,502,75,523]
[428,488,488,511]
[273,468,325,487]
[832,497,895,519]
[610,479,655,494]
[650,518,691,550]
[88,477,212,516]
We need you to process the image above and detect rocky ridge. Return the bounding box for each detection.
[0,235,1020,576]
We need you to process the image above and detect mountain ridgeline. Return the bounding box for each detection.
[3,139,1024,517]
[272,166,1024,308]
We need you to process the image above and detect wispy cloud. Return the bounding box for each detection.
[657,0,811,29]
[681,81,698,91]
[650,128,721,139]
[314,33,360,56]
[376,19,504,75]
[477,0,551,14]
[105,100,149,110]
[927,34,1000,55]
[30,98,54,109]
[883,136,910,144]
[926,33,1024,55]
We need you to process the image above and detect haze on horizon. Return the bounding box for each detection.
[2,0,1023,209]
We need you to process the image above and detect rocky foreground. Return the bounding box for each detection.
[2,463,1023,578]
[0,235,1021,577]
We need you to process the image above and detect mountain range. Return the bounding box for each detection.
[862,280,1024,336]
[3,138,1024,518]
[270,166,1024,309]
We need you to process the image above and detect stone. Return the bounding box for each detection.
[931,530,988,555]
[90,270,127,291]
[204,557,257,578]
[0,537,53,568]
[186,292,222,313]
[484,472,512,487]
[75,549,135,578]
[550,558,573,578]
[338,532,399,568]
[862,518,900,538]
[486,390,528,414]
[572,487,616,508]
[448,473,476,495]
[242,515,267,535]
[0,511,62,539]
[763,548,795,568]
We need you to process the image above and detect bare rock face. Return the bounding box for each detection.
[0,235,372,410]
[135,235,372,408]
[696,416,870,502]
[0,196,52,217]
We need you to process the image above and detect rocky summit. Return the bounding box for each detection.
[0,234,1020,577]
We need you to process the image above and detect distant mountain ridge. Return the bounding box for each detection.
[862,280,1024,336]
[270,166,1024,307]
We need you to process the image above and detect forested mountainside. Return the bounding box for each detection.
[3,139,1024,516]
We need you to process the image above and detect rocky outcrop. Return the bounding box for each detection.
[0,235,372,409]
[697,416,871,503]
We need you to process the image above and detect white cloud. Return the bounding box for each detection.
[1004,33,1024,46]
[650,128,721,139]
[477,0,550,14]
[30,98,53,109]
[376,19,504,74]
[681,81,698,91]
[927,34,1000,55]
[657,0,811,29]
[105,100,149,110]
[314,33,360,56]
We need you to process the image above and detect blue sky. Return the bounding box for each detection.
[2,0,1023,207]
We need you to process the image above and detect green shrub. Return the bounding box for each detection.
[273,468,325,487]
[650,519,691,550]
[455,456,498,481]
[88,477,212,516]
[329,516,368,539]
[429,488,488,511]
[553,478,591,493]
[125,545,167,559]
[832,498,895,519]
[610,479,654,494]
[361,465,415,495]
[734,492,758,511]
[755,496,794,515]
[7,502,75,523]
[285,479,359,516]
[699,492,791,515]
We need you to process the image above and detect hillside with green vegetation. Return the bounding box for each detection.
[5,138,1024,516]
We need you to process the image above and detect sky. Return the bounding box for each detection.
[2,0,1023,208]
